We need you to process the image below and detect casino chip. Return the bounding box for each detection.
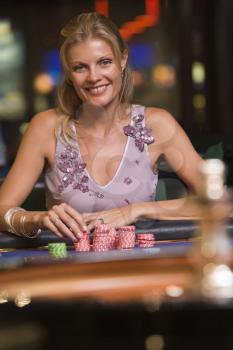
[109,227,117,250]
[48,242,67,259]
[117,226,136,249]
[92,224,115,252]
[136,233,156,248]
[73,225,156,253]
[74,233,90,252]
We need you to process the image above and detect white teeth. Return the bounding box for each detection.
[88,85,107,95]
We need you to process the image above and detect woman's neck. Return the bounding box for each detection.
[76,102,130,136]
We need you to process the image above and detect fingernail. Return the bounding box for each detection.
[83,225,88,232]
[78,231,83,239]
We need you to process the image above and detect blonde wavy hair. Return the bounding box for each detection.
[56,12,134,145]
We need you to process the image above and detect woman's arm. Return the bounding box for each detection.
[146,107,204,193]
[83,197,199,230]
[0,110,87,240]
[83,108,206,229]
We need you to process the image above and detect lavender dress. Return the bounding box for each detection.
[44,105,158,213]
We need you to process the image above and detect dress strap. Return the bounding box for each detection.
[123,105,154,152]
[132,104,146,126]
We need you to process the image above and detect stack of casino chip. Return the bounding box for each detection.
[117,225,136,249]
[136,233,155,248]
[109,227,117,250]
[92,224,115,252]
[73,225,156,252]
[74,232,90,252]
[48,242,67,259]
[114,233,119,249]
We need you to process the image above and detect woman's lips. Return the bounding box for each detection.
[85,84,109,96]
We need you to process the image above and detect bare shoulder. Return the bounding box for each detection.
[28,108,60,136]
[20,108,61,161]
[145,107,179,146]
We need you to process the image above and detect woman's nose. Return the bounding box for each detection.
[87,67,100,82]
[88,68,98,81]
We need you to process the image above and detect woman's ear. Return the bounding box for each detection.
[66,71,73,85]
[121,50,128,71]
[66,76,73,85]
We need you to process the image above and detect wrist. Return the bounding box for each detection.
[131,202,153,221]
[133,202,158,221]
[15,210,44,238]
[26,211,47,231]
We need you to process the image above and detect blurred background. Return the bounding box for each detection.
[0,0,232,185]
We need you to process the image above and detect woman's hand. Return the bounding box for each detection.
[40,203,88,241]
[83,203,142,231]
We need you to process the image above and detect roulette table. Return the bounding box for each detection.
[1,219,233,350]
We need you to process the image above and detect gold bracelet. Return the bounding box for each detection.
[19,214,41,239]
[19,214,27,235]
[4,207,26,234]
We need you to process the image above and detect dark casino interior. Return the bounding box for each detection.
[1,0,233,349]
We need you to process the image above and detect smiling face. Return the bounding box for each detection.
[67,37,127,108]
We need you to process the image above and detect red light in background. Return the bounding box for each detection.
[146,0,159,20]
[95,0,159,41]
[95,0,109,16]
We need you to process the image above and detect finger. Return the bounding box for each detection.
[52,205,85,239]
[47,223,63,239]
[58,214,84,239]
[52,217,79,242]
[46,213,80,242]
[83,212,102,221]
[43,217,66,239]
[82,214,96,224]
[61,203,88,231]
[83,214,108,228]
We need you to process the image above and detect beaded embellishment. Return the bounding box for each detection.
[57,145,104,199]
[57,146,88,193]
[123,113,154,152]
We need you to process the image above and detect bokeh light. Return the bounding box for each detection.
[33,73,54,94]
[152,64,176,88]
[192,61,205,84]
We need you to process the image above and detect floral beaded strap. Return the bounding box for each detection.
[123,106,154,152]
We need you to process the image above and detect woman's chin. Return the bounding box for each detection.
[86,99,109,109]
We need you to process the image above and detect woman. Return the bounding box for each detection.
[0,12,203,241]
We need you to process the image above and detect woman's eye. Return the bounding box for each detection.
[100,59,112,66]
[72,65,85,72]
